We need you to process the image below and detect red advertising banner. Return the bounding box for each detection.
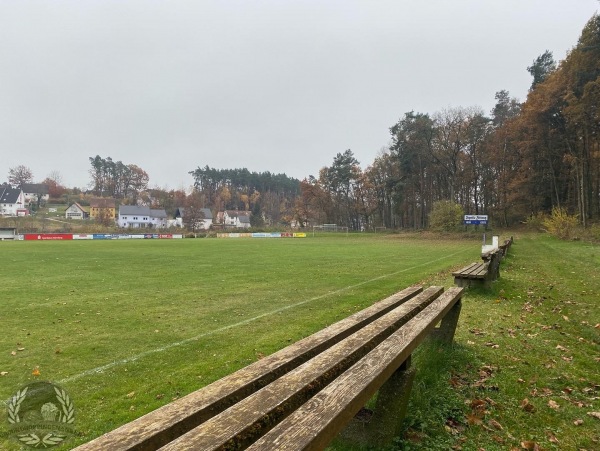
[23,234,73,241]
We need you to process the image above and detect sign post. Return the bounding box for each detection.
[463,215,488,226]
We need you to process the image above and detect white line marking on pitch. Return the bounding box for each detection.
[57,249,467,385]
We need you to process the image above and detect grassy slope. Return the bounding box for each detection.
[0,234,474,450]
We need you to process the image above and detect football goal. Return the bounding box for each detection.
[312,224,349,237]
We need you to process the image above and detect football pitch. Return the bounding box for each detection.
[0,234,477,448]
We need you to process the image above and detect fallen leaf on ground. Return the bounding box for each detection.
[0,371,8,376]
[587,411,600,420]
[492,435,504,444]
[466,413,483,425]
[521,398,536,413]
[574,419,584,425]
[521,440,540,450]
[126,391,135,398]
[548,400,560,410]
[470,398,486,410]
[555,344,568,352]
[546,432,559,444]
[489,419,503,430]
[485,397,497,406]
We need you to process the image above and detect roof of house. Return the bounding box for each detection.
[225,210,251,217]
[175,207,212,219]
[20,183,49,195]
[0,186,23,204]
[68,202,88,213]
[150,209,168,219]
[90,198,116,208]
[119,205,151,216]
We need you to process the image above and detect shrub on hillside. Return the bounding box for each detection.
[542,207,579,240]
[524,212,547,232]
[429,200,464,231]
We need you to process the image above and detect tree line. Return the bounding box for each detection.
[189,166,301,226]
[295,15,600,230]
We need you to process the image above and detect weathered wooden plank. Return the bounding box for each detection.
[452,262,479,276]
[158,287,445,451]
[474,263,489,277]
[246,287,464,451]
[454,262,488,280]
[73,285,423,451]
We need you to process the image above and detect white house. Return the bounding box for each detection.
[21,184,50,206]
[65,203,88,220]
[0,185,27,216]
[222,210,251,229]
[150,209,168,228]
[174,207,213,230]
[118,205,168,228]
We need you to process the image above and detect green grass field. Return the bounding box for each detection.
[0,233,598,450]
[0,234,475,449]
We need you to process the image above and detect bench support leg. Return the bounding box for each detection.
[431,299,462,343]
[453,277,467,287]
[365,356,416,446]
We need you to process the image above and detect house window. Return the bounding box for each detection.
[133,217,138,220]
[123,216,128,220]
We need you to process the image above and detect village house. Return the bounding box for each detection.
[220,210,251,229]
[90,198,116,221]
[174,207,213,230]
[20,183,50,206]
[0,185,27,216]
[65,202,89,220]
[118,205,168,228]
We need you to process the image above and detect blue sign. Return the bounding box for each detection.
[464,215,488,225]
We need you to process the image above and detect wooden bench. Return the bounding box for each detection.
[454,237,514,288]
[74,285,463,450]
[498,236,513,257]
[452,261,491,287]
[453,249,501,288]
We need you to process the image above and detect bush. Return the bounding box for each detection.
[542,207,579,240]
[524,212,547,232]
[429,201,464,232]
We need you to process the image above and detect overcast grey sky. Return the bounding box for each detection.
[1,1,598,191]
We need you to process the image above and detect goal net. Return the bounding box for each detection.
[312,224,349,236]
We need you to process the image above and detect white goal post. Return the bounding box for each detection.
[312,224,349,236]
